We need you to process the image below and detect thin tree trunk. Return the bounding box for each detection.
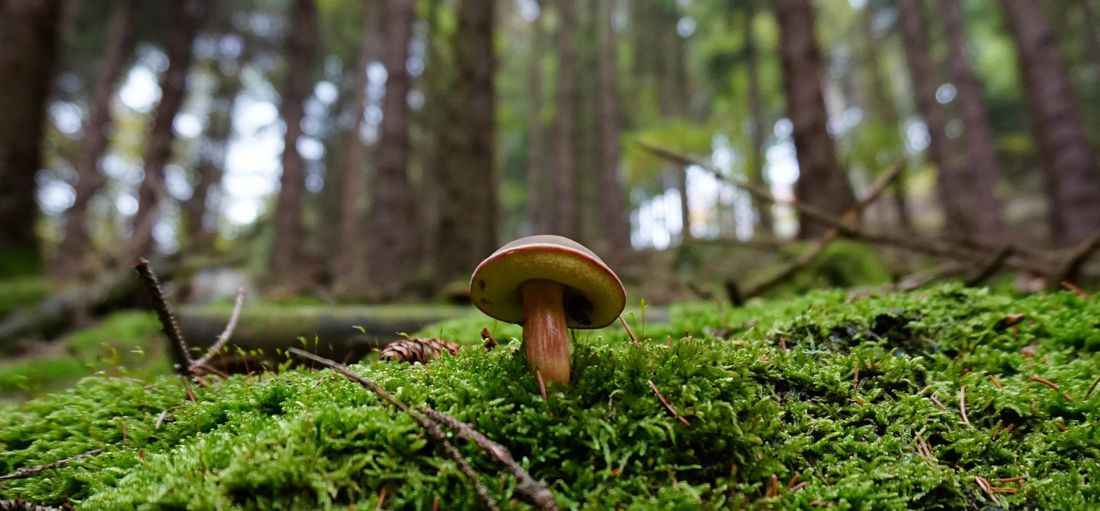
[0,0,62,276]
[183,65,239,251]
[743,1,774,236]
[897,0,968,238]
[367,0,417,298]
[860,2,913,232]
[774,0,855,239]
[333,5,374,298]
[1004,0,1100,246]
[128,0,205,261]
[459,0,496,261]
[53,0,135,279]
[940,0,1004,240]
[598,0,631,258]
[552,0,578,238]
[526,5,548,234]
[269,0,319,293]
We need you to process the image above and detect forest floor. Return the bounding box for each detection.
[1,284,1098,509]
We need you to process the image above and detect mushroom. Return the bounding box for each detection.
[470,235,626,386]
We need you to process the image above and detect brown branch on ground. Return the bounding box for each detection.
[1029,376,1075,402]
[634,141,1064,279]
[737,162,905,301]
[1057,230,1100,284]
[647,380,691,427]
[0,448,103,482]
[287,348,557,511]
[959,387,970,425]
[1085,373,1100,400]
[135,258,192,372]
[419,408,558,511]
[1060,281,1090,298]
[974,476,1004,508]
[191,287,245,373]
[964,246,1013,286]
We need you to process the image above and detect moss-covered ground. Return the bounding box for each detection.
[1,285,1098,509]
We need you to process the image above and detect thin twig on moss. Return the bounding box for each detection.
[287,348,550,511]
[419,408,558,511]
[974,476,1003,507]
[648,380,691,427]
[191,287,245,372]
[1029,376,1075,402]
[134,258,192,372]
[1085,373,1100,400]
[0,448,103,482]
[619,316,640,347]
[1060,280,1090,298]
[959,387,970,425]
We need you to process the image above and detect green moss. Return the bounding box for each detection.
[0,312,168,400]
[764,241,894,297]
[0,285,1098,509]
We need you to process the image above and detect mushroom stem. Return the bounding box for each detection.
[522,279,570,385]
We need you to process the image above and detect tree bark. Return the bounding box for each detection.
[896,0,969,238]
[774,0,855,239]
[0,0,62,276]
[526,5,549,234]
[54,0,136,280]
[458,0,497,265]
[1004,0,1100,246]
[598,0,631,259]
[333,5,375,298]
[183,62,240,252]
[743,1,774,237]
[367,0,417,298]
[552,0,578,238]
[940,0,1004,240]
[269,0,319,293]
[128,0,205,261]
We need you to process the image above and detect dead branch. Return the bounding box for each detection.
[738,162,904,300]
[0,448,103,482]
[419,408,558,511]
[287,348,550,511]
[134,258,192,372]
[647,380,691,427]
[1029,376,1075,402]
[190,287,245,372]
[964,246,1013,286]
[634,141,1060,278]
[1057,230,1100,283]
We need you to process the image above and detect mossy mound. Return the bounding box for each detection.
[1,285,1099,509]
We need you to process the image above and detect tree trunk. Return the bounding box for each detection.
[896,0,969,238]
[859,2,913,232]
[774,0,855,239]
[743,1,774,237]
[127,0,205,261]
[333,5,374,298]
[598,0,631,258]
[367,0,417,298]
[0,0,62,277]
[526,5,549,234]
[940,0,1004,240]
[1004,0,1100,246]
[52,0,136,279]
[458,0,497,264]
[269,0,319,293]
[552,0,578,238]
[183,63,240,251]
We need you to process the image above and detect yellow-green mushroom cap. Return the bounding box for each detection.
[470,235,626,328]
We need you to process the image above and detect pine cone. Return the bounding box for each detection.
[379,338,461,364]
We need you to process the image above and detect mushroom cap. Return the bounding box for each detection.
[470,235,626,329]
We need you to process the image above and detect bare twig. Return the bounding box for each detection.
[739,162,904,299]
[634,141,1057,278]
[191,287,245,372]
[1057,230,1100,283]
[419,408,558,511]
[1061,280,1090,299]
[974,476,1003,508]
[0,448,103,482]
[1085,373,1100,400]
[964,246,1013,286]
[287,348,551,511]
[1029,376,1075,402]
[134,258,192,372]
[647,380,691,427]
[619,316,641,347]
[959,387,970,425]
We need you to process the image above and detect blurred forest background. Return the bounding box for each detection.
[4,0,1100,309]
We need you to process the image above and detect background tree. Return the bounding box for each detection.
[597,0,631,259]
[552,0,579,239]
[0,0,62,277]
[774,0,855,238]
[1004,0,1100,246]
